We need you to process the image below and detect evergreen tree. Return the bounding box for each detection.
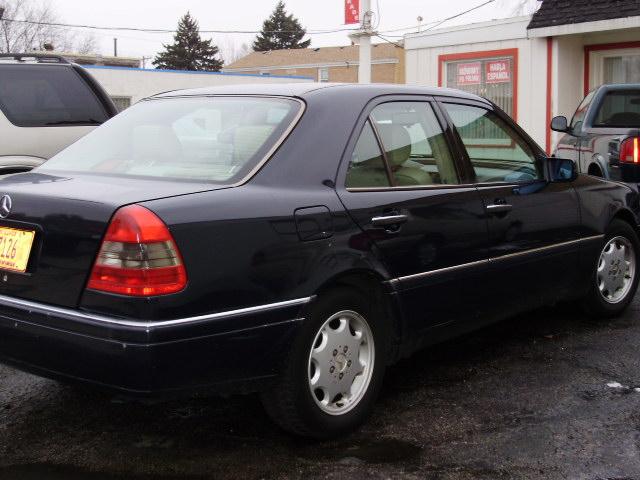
[153,12,223,71]
[253,1,311,52]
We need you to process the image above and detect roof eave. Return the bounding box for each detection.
[527,15,640,37]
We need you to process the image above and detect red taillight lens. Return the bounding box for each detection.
[87,205,187,296]
[620,137,640,164]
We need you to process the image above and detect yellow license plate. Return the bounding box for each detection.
[0,227,35,273]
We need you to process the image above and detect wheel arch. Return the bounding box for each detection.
[311,268,404,363]
[612,207,640,234]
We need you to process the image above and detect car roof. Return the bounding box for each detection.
[151,82,488,103]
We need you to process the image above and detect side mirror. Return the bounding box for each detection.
[550,116,569,133]
[548,157,577,182]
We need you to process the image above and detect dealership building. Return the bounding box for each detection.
[404,0,640,153]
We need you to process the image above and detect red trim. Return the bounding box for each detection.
[545,37,553,155]
[583,41,640,95]
[437,48,519,121]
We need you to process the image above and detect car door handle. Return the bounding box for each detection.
[371,214,409,227]
[485,204,513,214]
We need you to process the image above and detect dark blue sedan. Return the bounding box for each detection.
[0,83,638,439]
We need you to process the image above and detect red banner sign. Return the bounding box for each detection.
[486,59,511,83]
[456,62,481,85]
[345,0,360,25]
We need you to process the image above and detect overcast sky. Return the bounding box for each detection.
[48,0,537,65]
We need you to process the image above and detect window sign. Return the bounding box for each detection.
[485,60,511,83]
[445,55,515,118]
[456,62,481,85]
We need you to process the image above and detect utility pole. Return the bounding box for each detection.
[349,0,375,84]
[113,38,118,57]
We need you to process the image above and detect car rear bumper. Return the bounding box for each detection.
[0,294,311,396]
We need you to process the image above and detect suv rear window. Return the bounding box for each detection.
[593,90,640,128]
[38,96,303,184]
[0,64,109,127]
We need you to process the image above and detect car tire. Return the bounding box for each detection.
[583,219,640,318]
[260,287,387,439]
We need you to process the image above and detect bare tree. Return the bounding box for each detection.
[217,37,252,66]
[0,0,98,54]
[499,0,540,16]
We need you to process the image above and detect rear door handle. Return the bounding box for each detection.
[371,214,409,227]
[485,204,513,215]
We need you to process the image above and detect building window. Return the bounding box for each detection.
[111,96,131,112]
[318,67,329,82]
[440,49,517,119]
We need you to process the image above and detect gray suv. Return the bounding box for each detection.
[0,53,117,174]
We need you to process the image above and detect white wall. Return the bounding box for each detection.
[84,66,313,105]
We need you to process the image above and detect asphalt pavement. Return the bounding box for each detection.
[2,295,640,479]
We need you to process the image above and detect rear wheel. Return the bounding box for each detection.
[583,219,640,317]
[261,287,387,439]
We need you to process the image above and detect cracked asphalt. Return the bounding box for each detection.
[2,295,640,479]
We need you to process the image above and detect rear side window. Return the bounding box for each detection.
[0,65,109,127]
[593,90,640,127]
[39,96,302,184]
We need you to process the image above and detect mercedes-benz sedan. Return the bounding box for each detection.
[0,83,638,439]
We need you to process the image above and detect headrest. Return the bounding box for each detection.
[376,124,411,167]
[132,126,182,162]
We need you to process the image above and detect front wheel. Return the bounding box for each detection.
[583,219,640,317]
[260,288,387,439]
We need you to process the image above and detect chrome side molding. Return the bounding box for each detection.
[388,235,604,286]
[0,294,315,329]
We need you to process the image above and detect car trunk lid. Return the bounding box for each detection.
[0,172,224,308]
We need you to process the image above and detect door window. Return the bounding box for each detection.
[345,121,390,188]
[444,103,542,183]
[370,102,458,186]
[345,102,458,188]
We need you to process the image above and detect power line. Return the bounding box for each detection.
[378,0,497,37]
[0,17,359,36]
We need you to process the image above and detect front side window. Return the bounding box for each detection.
[39,96,301,184]
[593,90,640,127]
[571,90,595,131]
[0,65,110,127]
[444,103,542,183]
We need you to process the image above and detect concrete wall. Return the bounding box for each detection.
[235,62,403,84]
[84,66,313,106]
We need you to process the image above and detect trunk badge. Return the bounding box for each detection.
[0,195,12,218]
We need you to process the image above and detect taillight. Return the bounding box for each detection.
[87,205,187,296]
[620,137,639,164]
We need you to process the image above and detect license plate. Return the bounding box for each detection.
[0,227,35,273]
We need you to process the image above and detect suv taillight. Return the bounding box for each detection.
[620,137,639,164]
[87,205,187,296]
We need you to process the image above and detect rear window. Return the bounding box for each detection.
[593,90,640,128]
[38,96,302,184]
[0,64,109,127]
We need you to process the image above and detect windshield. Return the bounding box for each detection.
[0,64,109,127]
[593,90,640,128]
[38,96,302,183]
